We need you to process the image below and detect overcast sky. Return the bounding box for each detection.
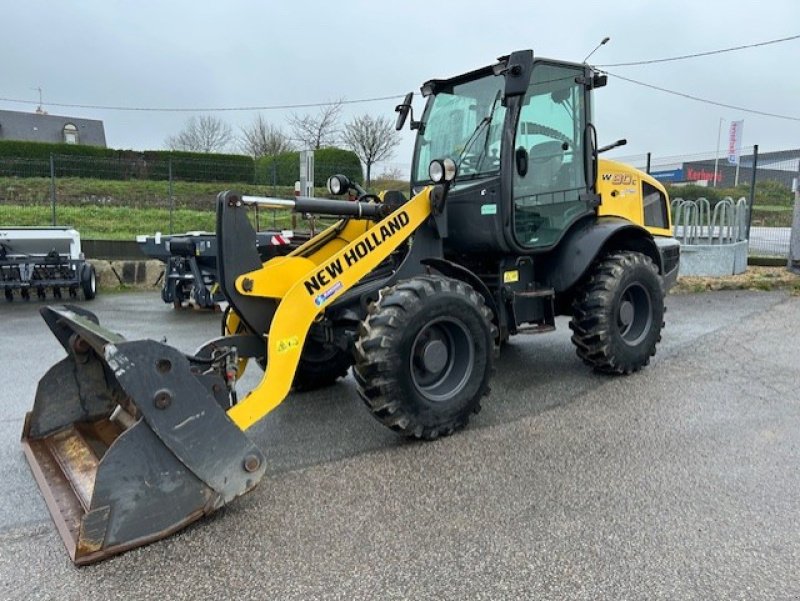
[3,0,799,176]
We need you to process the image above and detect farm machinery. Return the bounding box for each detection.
[137,229,306,309]
[1,226,96,302]
[21,50,679,564]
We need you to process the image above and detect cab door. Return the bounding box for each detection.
[512,62,592,249]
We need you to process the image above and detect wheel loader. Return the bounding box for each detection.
[21,50,679,565]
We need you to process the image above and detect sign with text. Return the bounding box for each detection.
[727,120,744,165]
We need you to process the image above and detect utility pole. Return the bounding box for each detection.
[713,117,723,188]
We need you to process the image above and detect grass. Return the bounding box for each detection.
[673,266,800,295]
[750,207,794,227]
[754,205,793,212]
[0,176,338,238]
[0,204,303,239]
[0,174,794,238]
[0,175,299,202]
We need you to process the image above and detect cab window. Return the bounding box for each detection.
[513,63,588,248]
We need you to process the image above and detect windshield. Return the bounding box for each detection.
[413,73,507,183]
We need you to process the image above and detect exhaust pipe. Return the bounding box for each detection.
[22,305,266,565]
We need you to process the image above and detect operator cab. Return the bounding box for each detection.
[406,51,602,255]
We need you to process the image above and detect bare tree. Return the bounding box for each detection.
[289,100,344,149]
[375,166,405,181]
[239,115,294,158]
[165,114,234,153]
[341,114,401,187]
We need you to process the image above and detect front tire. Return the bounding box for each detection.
[355,275,495,440]
[569,251,664,374]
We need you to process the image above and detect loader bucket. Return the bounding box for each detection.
[22,305,266,565]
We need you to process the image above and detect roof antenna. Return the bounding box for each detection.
[32,86,46,114]
[582,37,610,64]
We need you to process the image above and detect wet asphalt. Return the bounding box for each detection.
[0,289,798,600]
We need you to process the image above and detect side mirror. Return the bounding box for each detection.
[515,147,529,177]
[395,92,414,131]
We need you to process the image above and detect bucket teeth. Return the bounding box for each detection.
[22,305,266,564]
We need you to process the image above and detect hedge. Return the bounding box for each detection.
[665,180,794,207]
[0,140,116,159]
[256,147,363,187]
[0,141,255,182]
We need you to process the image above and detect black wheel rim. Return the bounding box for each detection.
[617,282,653,346]
[410,317,474,402]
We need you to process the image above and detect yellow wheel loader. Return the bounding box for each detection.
[22,50,680,564]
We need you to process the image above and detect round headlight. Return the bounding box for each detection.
[442,158,457,182]
[429,160,444,183]
[327,175,350,196]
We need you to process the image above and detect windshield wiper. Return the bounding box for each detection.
[456,90,502,173]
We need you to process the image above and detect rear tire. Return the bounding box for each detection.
[569,251,664,374]
[80,264,97,300]
[355,275,495,440]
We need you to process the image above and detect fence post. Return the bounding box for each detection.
[645,152,651,174]
[790,176,800,274]
[49,153,56,226]
[168,158,174,235]
[745,144,758,242]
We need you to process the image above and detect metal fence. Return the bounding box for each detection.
[612,146,800,258]
[0,154,363,237]
[2,148,798,261]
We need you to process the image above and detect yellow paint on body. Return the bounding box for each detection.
[597,159,673,238]
[227,187,433,430]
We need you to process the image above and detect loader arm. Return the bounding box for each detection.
[223,187,434,430]
[19,186,435,565]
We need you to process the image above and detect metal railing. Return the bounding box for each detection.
[671,197,748,245]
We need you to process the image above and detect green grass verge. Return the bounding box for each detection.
[0,176,342,238]
[0,204,299,239]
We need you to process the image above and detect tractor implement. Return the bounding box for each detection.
[1,227,97,302]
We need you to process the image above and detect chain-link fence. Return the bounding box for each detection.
[613,146,800,258]
[0,154,365,238]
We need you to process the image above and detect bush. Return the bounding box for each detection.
[137,151,254,183]
[256,147,363,187]
[0,140,115,159]
[665,180,794,207]
[664,184,724,205]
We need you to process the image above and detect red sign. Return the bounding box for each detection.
[685,166,722,183]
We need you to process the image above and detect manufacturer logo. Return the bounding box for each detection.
[314,281,343,307]
[303,211,410,297]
